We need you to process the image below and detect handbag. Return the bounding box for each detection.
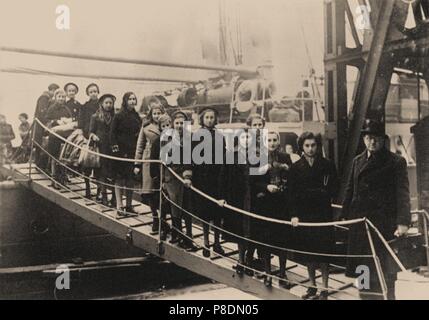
[78,136,101,169]
[387,234,427,271]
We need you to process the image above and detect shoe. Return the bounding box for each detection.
[244,267,254,277]
[184,242,198,252]
[169,237,180,245]
[263,276,272,287]
[318,290,329,300]
[203,248,210,258]
[235,264,244,277]
[150,219,159,235]
[302,288,318,300]
[125,206,138,215]
[213,244,225,255]
[279,277,293,290]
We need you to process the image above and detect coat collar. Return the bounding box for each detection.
[356,149,389,177]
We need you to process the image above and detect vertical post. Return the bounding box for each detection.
[423,211,429,271]
[365,221,388,300]
[28,121,36,180]
[417,72,421,122]
[158,162,164,254]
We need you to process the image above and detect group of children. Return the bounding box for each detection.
[28,82,340,300]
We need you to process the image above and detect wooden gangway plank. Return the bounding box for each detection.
[1,163,360,300]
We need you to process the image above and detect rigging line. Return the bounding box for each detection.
[162,190,372,258]
[164,165,365,227]
[0,46,259,75]
[1,67,193,84]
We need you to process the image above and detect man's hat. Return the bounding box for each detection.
[361,120,384,136]
[64,82,79,93]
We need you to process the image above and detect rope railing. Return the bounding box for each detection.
[34,117,361,228]
[33,140,159,193]
[161,190,372,258]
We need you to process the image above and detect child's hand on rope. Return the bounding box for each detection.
[267,184,279,193]
[291,217,299,227]
[112,145,119,153]
[183,179,192,188]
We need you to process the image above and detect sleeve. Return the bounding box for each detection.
[89,115,97,136]
[328,161,340,201]
[9,125,15,141]
[77,105,85,130]
[150,138,160,179]
[341,158,356,220]
[287,166,298,218]
[134,125,147,164]
[45,105,57,122]
[109,114,120,149]
[395,157,411,226]
[35,95,49,120]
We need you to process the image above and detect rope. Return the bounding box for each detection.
[33,141,160,193]
[161,190,372,258]
[32,163,146,218]
[366,219,407,272]
[167,221,385,296]
[165,165,365,227]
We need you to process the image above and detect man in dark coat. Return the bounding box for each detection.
[33,83,59,167]
[342,120,411,300]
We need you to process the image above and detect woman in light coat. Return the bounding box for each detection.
[134,97,166,234]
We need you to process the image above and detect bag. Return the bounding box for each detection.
[78,138,100,169]
[387,234,427,271]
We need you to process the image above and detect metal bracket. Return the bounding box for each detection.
[126,229,133,245]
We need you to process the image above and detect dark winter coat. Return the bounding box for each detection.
[342,149,411,276]
[89,108,114,179]
[66,99,82,122]
[110,108,142,180]
[219,150,252,243]
[251,151,292,254]
[191,127,226,223]
[78,99,99,139]
[288,155,339,263]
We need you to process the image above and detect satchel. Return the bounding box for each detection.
[387,234,427,271]
[78,138,101,169]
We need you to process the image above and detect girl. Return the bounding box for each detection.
[289,132,339,300]
[220,130,252,275]
[78,83,100,199]
[89,94,116,206]
[134,97,166,234]
[191,108,226,258]
[110,92,142,217]
[252,131,292,287]
[45,89,73,188]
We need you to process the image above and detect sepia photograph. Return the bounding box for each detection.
[1,0,429,304]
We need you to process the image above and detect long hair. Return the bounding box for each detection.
[121,92,137,111]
